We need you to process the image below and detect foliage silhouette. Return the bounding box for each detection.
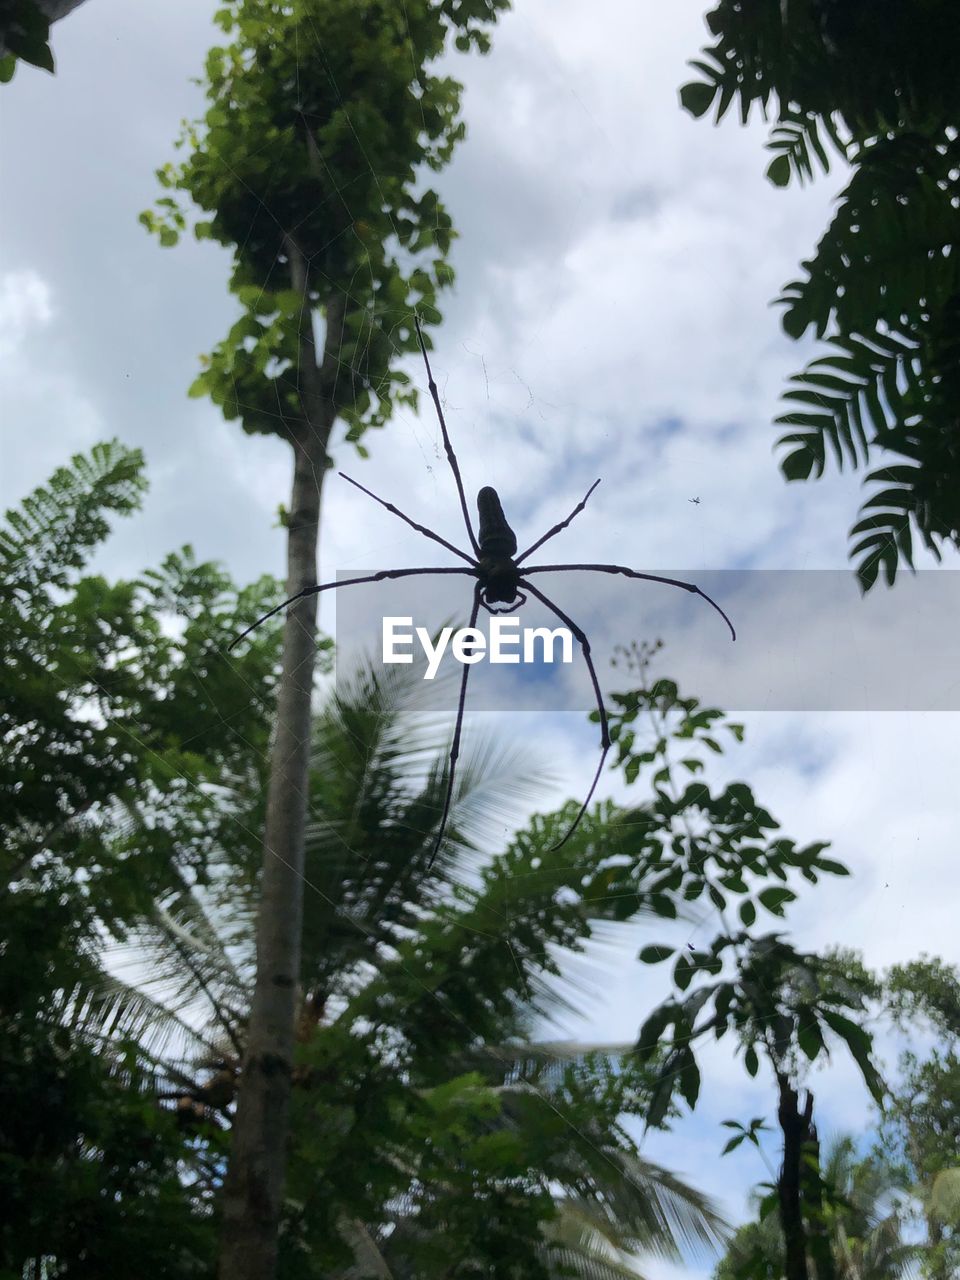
[682,0,960,588]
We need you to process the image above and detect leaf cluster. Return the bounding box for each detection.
[96,654,732,1276]
[601,677,845,933]
[1,442,288,925]
[636,933,883,1130]
[0,1019,213,1276]
[0,0,55,82]
[142,0,509,448]
[0,445,307,1274]
[682,0,960,587]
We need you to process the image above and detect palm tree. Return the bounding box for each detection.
[78,651,728,1277]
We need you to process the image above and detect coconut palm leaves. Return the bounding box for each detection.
[80,654,728,1277]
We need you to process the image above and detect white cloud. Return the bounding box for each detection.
[0,267,108,504]
[0,269,54,354]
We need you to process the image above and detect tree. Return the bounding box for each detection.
[142,2,509,1272]
[681,1,960,588]
[606,654,882,1280]
[1,440,283,918]
[637,934,882,1280]
[712,954,960,1280]
[90,653,729,1278]
[0,443,286,1278]
[715,1134,916,1280]
[880,958,960,1280]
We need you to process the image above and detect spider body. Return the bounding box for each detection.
[232,316,736,866]
[476,486,523,609]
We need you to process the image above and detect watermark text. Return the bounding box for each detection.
[383,616,574,679]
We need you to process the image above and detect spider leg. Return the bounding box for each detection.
[339,472,476,565]
[522,563,736,641]
[515,479,602,565]
[520,579,610,852]
[228,566,476,651]
[428,580,483,869]
[414,314,481,558]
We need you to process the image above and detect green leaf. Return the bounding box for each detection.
[758,887,795,917]
[679,1053,701,1108]
[816,857,849,876]
[781,445,818,480]
[30,40,55,74]
[639,945,675,964]
[274,289,305,317]
[674,956,695,991]
[646,1073,675,1128]
[766,153,792,187]
[679,80,717,119]
[636,1006,674,1059]
[739,900,756,927]
[744,1045,760,1078]
[797,1015,824,1062]
[649,893,678,920]
[820,1009,884,1103]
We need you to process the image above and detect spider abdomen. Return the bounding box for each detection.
[476,486,521,604]
[477,486,518,558]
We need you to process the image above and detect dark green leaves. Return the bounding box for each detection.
[142,0,507,445]
[758,887,795,917]
[635,931,883,1136]
[796,1013,824,1062]
[679,80,717,119]
[820,1009,885,1104]
[720,1116,770,1156]
[766,153,791,187]
[0,0,54,81]
[684,2,960,590]
[1,446,285,921]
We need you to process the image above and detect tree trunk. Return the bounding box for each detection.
[218,239,342,1280]
[777,1076,811,1280]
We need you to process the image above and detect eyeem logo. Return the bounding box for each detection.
[383,616,574,680]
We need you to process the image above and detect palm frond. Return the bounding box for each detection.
[543,1200,649,1280]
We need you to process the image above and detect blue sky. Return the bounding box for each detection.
[2,2,958,1275]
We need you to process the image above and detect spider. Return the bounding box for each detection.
[231,318,736,865]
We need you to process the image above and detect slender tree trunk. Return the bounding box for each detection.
[218,238,343,1280]
[777,1075,812,1280]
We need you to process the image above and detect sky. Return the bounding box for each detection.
[2,1,958,1275]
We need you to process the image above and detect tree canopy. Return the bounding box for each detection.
[143,0,509,452]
